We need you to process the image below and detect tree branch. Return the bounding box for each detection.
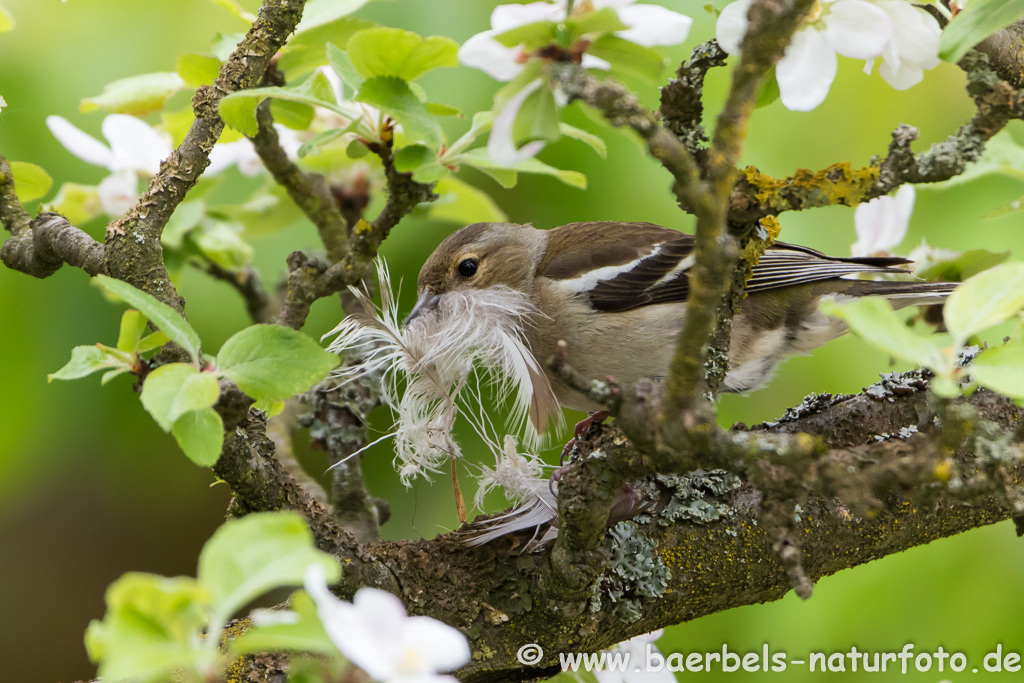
[203,261,273,324]
[102,0,310,311]
[658,40,729,161]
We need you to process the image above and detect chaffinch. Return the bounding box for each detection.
[406,220,956,433]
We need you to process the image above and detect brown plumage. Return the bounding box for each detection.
[411,221,956,430]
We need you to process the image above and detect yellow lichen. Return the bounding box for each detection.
[743,163,881,211]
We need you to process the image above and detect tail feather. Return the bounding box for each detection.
[854,280,958,308]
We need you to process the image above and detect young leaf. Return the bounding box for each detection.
[394,144,437,172]
[85,573,212,683]
[327,43,365,94]
[176,54,222,87]
[944,262,1024,344]
[970,341,1024,400]
[137,331,172,354]
[9,161,53,202]
[95,275,202,359]
[588,35,666,84]
[492,20,558,49]
[220,73,347,137]
[356,76,443,148]
[564,7,629,37]
[231,591,337,656]
[939,0,1024,64]
[216,325,338,403]
[271,99,315,130]
[428,176,509,224]
[48,345,134,383]
[459,148,587,189]
[80,72,186,116]
[346,28,458,81]
[197,512,341,627]
[559,123,607,158]
[819,297,946,370]
[277,5,374,77]
[172,407,225,467]
[117,310,149,353]
[140,363,217,432]
[43,182,102,225]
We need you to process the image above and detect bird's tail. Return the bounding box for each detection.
[856,280,958,308]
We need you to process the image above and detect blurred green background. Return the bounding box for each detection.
[2,0,1024,680]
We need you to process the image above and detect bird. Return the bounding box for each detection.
[405,220,957,435]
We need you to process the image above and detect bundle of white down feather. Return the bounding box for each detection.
[323,260,563,545]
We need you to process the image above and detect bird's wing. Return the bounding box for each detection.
[538,222,911,313]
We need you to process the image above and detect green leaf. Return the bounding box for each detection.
[970,341,1024,399]
[138,331,171,354]
[356,76,443,148]
[44,182,102,224]
[10,161,53,202]
[346,138,370,158]
[197,512,341,626]
[917,249,1010,283]
[80,72,186,116]
[588,34,666,84]
[102,367,133,385]
[819,297,946,370]
[0,4,13,33]
[48,344,134,382]
[172,407,225,467]
[559,123,607,158]
[756,67,781,108]
[939,0,1024,63]
[460,148,587,189]
[428,176,508,223]
[192,219,254,270]
[270,99,315,131]
[96,275,202,359]
[327,43,365,95]
[944,262,1024,343]
[85,573,211,683]
[220,71,344,137]
[512,81,561,148]
[231,592,337,656]
[347,27,458,81]
[427,102,460,117]
[140,363,219,432]
[278,9,375,77]
[394,144,437,172]
[176,54,222,88]
[216,325,338,403]
[492,21,558,49]
[564,7,629,37]
[117,310,149,353]
[298,121,358,158]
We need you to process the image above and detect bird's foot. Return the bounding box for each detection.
[560,410,610,463]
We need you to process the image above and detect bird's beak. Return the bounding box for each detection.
[405,291,441,326]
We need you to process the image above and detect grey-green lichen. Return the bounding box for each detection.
[655,470,743,526]
[590,521,671,623]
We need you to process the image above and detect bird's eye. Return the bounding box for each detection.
[458,258,478,278]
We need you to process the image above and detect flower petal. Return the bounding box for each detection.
[824,0,891,60]
[487,78,547,166]
[614,5,693,47]
[491,1,564,32]
[46,115,117,170]
[402,616,472,673]
[776,28,838,111]
[98,170,139,217]
[879,59,923,90]
[715,0,754,55]
[353,587,411,644]
[877,0,941,70]
[581,54,612,71]
[305,566,395,681]
[102,114,170,176]
[458,31,524,82]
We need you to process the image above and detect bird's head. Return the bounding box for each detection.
[406,222,545,325]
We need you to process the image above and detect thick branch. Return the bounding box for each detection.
[1,210,105,279]
[102,0,309,310]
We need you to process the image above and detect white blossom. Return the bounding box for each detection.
[862,0,941,90]
[595,631,675,683]
[304,565,471,683]
[852,185,914,257]
[717,0,892,111]
[907,239,961,276]
[458,0,691,82]
[0,95,6,113]
[47,114,172,216]
[487,78,550,167]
